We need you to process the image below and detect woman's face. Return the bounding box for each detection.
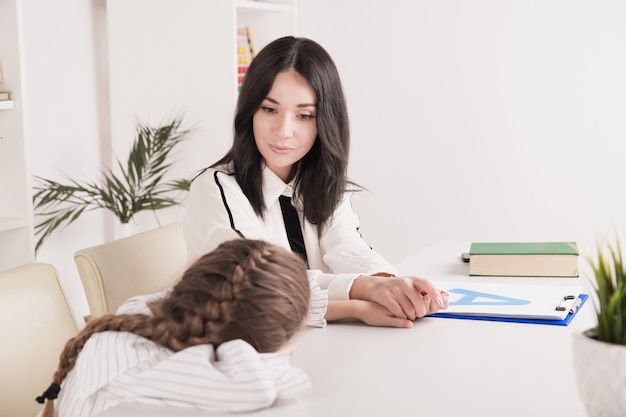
[253,70,318,183]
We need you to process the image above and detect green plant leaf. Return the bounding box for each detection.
[32,116,193,252]
[585,235,626,345]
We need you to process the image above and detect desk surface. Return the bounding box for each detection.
[99,242,593,417]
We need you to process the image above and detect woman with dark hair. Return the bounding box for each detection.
[183,36,449,327]
[123,36,448,328]
[36,239,311,417]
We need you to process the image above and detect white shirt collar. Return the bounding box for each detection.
[262,165,296,207]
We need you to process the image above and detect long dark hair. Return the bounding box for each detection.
[37,239,310,417]
[211,36,351,227]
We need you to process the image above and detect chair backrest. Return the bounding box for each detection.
[0,262,80,417]
[74,222,187,318]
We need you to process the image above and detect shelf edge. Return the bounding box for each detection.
[237,1,292,13]
[0,100,15,110]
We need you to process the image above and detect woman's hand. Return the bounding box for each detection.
[349,275,449,320]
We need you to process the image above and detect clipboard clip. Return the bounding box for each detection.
[555,295,581,313]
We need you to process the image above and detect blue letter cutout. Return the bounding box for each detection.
[448,288,530,306]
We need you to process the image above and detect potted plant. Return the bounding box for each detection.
[32,116,192,252]
[572,237,626,417]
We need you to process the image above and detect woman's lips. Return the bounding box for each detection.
[269,144,293,154]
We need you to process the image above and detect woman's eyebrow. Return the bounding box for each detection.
[264,96,280,104]
[263,96,316,108]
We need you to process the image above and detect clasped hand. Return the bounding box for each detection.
[349,275,449,327]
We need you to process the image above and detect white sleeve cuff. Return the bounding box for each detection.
[304,270,327,328]
[326,273,360,300]
[307,270,359,300]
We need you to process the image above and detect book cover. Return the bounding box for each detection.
[470,242,579,256]
[469,241,579,277]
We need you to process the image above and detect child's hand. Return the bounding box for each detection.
[353,300,414,328]
[325,300,413,328]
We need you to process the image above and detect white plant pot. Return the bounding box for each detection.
[116,222,132,239]
[572,329,626,417]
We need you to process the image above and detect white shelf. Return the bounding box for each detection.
[237,1,292,13]
[0,100,15,110]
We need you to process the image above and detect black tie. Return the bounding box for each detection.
[279,195,308,264]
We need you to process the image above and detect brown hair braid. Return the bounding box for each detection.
[37,239,310,417]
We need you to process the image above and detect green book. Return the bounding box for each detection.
[469,242,579,277]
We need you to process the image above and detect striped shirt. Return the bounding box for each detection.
[54,333,311,417]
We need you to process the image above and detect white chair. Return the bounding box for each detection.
[0,262,80,417]
[74,222,187,319]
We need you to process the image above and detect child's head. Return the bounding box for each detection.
[37,239,310,416]
[152,238,311,352]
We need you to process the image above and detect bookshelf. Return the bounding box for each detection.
[106,0,298,203]
[0,0,36,272]
[234,1,296,95]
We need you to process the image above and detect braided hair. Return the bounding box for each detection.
[36,239,310,416]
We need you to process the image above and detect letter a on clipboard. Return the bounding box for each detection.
[448,288,530,306]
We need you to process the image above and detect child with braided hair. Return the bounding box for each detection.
[36,239,312,417]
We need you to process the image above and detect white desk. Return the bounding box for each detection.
[99,242,594,417]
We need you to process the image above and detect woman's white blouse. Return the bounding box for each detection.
[54,333,310,417]
[184,165,398,300]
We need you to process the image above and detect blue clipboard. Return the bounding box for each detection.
[429,293,589,326]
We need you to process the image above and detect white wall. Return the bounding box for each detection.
[299,0,626,266]
[23,0,109,321]
[18,0,626,318]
